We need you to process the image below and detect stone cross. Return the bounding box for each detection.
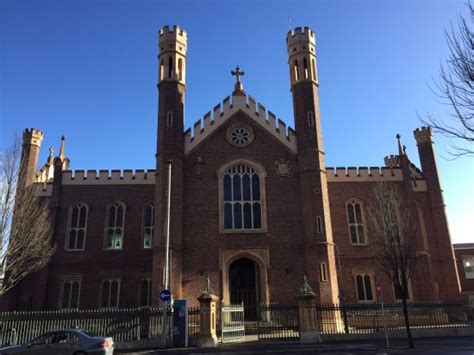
[231,66,244,84]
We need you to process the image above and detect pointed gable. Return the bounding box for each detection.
[184,92,297,155]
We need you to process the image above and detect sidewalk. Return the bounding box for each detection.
[117,336,474,354]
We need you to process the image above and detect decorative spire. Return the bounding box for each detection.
[396,133,404,156]
[300,275,315,295]
[59,135,66,160]
[231,66,245,95]
[200,274,214,297]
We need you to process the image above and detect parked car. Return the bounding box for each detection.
[0,329,114,354]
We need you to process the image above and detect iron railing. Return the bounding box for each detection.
[257,303,299,340]
[0,307,172,347]
[187,306,200,346]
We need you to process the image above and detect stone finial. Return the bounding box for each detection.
[59,135,66,160]
[300,275,315,295]
[396,133,405,156]
[200,275,214,297]
[48,147,54,164]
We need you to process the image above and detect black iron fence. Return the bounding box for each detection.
[188,306,200,346]
[257,303,299,340]
[0,307,173,347]
[256,301,474,340]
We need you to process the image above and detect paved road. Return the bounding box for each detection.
[118,336,474,354]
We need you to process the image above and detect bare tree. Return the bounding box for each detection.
[368,183,418,349]
[422,2,474,156]
[0,135,55,295]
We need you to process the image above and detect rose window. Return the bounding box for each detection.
[230,128,250,146]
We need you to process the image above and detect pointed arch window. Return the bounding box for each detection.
[303,57,309,79]
[220,162,267,232]
[178,58,183,81]
[346,199,367,245]
[66,202,88,251]
[311,58,317,82]
[105,201,125,250]
[143,202,154,249]
[159,59,164,81]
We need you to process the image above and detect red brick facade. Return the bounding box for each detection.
[453,244,474,301]
[1,26,463,311]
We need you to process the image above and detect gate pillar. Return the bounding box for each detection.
[297,276,322,343]
[198,276,219,347]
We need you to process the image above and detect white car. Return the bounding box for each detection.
[0,329,114,354]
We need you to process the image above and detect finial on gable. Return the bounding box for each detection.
[396,133,405,156]
[231,66,245,96]
[59,135,66,160]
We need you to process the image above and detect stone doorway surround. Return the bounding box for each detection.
[220,248,270,307]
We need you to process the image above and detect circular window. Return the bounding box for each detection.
[227,125,254,147]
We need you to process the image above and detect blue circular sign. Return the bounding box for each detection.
[160,289,171,302]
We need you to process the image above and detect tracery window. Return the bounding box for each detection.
[66,203,88,251]
[59,280,81,309]
[346,200,366,245]
[143,202,154,249]
[100,279,120,308]
[355,273,374,302]
[105,201,125,250]
[222,164,263,231]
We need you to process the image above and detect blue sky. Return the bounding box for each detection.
[1,0,472,243]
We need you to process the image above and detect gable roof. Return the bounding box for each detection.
[184,92,297,155]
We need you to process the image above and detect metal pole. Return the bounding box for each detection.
[379,287,390,348]
[162,159,172,348]
[164,159,172,290]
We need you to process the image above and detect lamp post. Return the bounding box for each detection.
[161,159,172,348]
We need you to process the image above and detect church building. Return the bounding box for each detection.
[3,26,462,317]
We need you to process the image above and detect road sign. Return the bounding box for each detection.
[160,289,171,302]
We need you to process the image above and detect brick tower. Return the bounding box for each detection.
[287,27,339,303]
[20,128,43,186]
[414,127,461,300]
[152,26,187,304]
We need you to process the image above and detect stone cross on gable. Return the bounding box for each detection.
[231,66,244,84]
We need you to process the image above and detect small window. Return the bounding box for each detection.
[393,277,413,301]
[105,201,125,250]
[166,112,173,127]
[293,59,299,81]
[303,57,308,79]
[60,280,81,309]
[66,203,88,250]
[347,200,367,245]
[139,278,152,307]
[100,279,120,308]
[143,202,154,249]
[463,256,474,279]
[307,111,314,127]
[312,58,317,82]
[168,56,173,79]
[159,59,164,81]
[178,58,183,81]
[316,216,323,234]
[355,274,374,302]
[320,262,328,282]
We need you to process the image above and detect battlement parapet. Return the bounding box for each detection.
[184,92,297,155]
[35,163,54,183]
[326,166,404,182]
[22,128,43,146]
[384,155,400,168]
[61,169,156,185]
[286,26,316,48]
[159,25,187,46]
[413,126,433,144]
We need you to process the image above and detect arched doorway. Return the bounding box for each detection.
[229,258,260,320]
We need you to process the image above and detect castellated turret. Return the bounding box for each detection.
[158,25,187,85]
[20,128,44,186]
[286,27,318,86]
[414,126,433,144]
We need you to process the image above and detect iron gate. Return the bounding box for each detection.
[257,303,299,340]
[221,302,245,343]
